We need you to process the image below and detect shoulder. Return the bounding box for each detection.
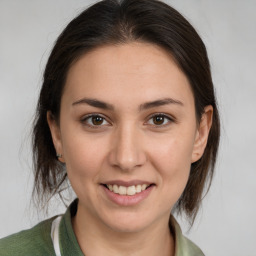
[177,235,205,256]
[169,216,205,256]
[0,217,56,256]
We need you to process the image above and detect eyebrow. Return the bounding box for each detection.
[72,97,183,111]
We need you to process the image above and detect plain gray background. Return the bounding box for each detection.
[0,0,256,255]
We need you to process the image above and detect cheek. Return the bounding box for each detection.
[62,133,109,203]
[151,131,195,172]
[149,133,195,200]
[61,128,106,181]
[159,141,192,183]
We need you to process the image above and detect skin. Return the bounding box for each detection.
[48,42,213,256]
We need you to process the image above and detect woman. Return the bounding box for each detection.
[0,0,220,255]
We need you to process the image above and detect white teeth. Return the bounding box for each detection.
[113,184,119,193]
[106,184,151,196]
[141,184,147,190]
[119,186,127,195]
[136,185,142,193]
[127,185,136,196]
[107,184,113,191]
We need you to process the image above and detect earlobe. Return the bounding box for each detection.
[191,105,213,163]
[47,111,65,163]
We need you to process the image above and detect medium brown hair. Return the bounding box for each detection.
[32,0,220,223]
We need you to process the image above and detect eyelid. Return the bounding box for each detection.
[145,113,175,127]
[81,113,111,128]
[80,112,175,129]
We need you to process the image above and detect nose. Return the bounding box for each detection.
[108,124,147,172]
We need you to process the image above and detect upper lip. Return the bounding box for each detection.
[101,180,154,187]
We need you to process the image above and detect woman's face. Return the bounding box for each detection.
[48,42,212,233]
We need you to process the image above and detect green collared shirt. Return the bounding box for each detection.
[0,200,204,256]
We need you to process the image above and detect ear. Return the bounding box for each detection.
[47,111,65,163]
[191,105,213,163]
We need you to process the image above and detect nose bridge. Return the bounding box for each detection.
[109,122,146,171]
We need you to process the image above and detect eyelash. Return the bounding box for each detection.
[81,113,175,129]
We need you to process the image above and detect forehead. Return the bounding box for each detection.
[63,42,194,109]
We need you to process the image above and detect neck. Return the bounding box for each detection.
[72,203,175,256]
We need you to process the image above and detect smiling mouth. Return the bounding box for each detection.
[102,184,154,196]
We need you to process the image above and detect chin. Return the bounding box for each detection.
[101,211,158,233]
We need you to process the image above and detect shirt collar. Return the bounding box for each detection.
[59,199,204,256]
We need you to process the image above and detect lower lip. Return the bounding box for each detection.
[101,185,154,206]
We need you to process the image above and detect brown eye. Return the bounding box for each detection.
[82,114,110,128]
[91,116,104,125]
[147,114,173,127]
[153,115,165,125]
